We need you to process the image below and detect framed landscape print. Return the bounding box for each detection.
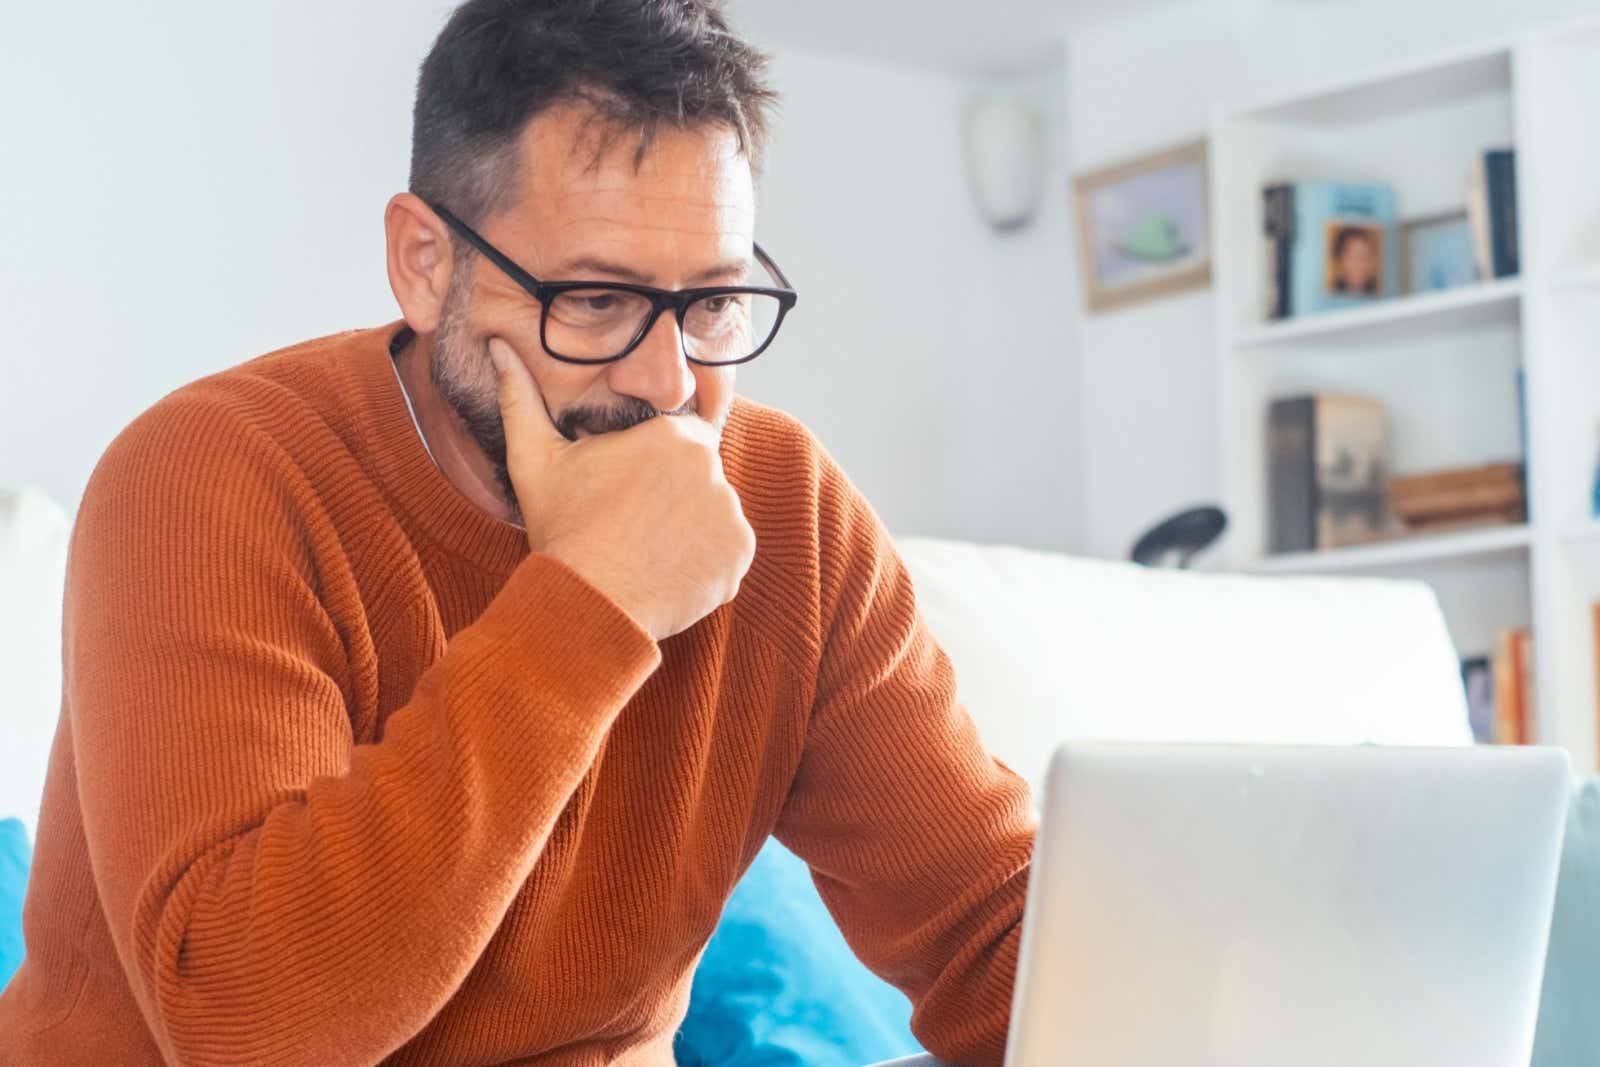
[1072,140,1212,312]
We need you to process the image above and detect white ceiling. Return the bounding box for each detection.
[730,0,1191,75]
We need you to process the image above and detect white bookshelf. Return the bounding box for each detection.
[1234,278,1523,349]
[1212,15,1600,772]
[1246,523,1532,575]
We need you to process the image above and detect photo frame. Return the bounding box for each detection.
[1323,220,1386,299]
[1072,140,1212,313]
[1399,210,1479,295]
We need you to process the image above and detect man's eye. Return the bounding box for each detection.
[584,294,619,311]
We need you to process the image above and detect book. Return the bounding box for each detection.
[1466,149,1519,280]
[1517,629,1535,744]
[1388,462,1526,528]
[1493,631,1515,744]
[1287,181,1399,317]
[1460,655,1495,744]
[1393,508,1525,533]
[1262,183,1295,320]
[1466,160,1492,281]
[1267,394,1389,554]
[1389,462,1524,497]
[1486,149,1519,278]
[1492,627,1534,745]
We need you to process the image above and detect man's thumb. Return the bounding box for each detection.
[488,337,565,454]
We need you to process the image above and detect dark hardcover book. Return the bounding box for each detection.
[1262,183,1295,320]
[1486,149,1519,278]
[1461,656,1495,744]
[1268,397,1317,554]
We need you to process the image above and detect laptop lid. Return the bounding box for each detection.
[1005,743,1571,1067]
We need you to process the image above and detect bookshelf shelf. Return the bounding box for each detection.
[1246,524,1532,575]
[1235,279,1522,350]
[1213,14,1600,770]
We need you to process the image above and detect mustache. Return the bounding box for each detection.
[553,397,697,441]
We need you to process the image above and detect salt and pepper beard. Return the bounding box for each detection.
[427,258,704,526]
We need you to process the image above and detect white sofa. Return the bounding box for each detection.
[0,490,1471,835]
[895,536,1471,790]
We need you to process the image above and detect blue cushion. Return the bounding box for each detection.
[1532,777,1600,1066]
[0,818,31,990]
[676,838,923,1067]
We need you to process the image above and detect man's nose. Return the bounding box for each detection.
[608,309,695,414]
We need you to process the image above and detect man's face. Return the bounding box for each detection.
[427,103,756,493]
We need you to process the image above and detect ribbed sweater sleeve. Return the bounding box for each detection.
[773,451,1036,1067]
[64,398,661,1067]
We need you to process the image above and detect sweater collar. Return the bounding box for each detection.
[349,322,530,575]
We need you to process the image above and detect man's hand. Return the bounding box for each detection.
[488,337,755,642]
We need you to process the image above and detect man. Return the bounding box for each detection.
[0,2,1035,1064]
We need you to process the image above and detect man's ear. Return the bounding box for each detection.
[385,192,455,334]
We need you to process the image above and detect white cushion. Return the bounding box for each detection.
[0,488,71,839]
[895,536,1473,791]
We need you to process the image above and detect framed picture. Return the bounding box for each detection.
[1072,140,1211,313]
[1323,221,1385,299]
[1399,211,1479,294]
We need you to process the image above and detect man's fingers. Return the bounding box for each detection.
[488,337,567,459]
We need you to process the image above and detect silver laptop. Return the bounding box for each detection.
[1005,743,1572,1067]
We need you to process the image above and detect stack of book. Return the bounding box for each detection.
[1388,462,1525,532]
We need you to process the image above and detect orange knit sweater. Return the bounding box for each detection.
[0,324,1035,1067]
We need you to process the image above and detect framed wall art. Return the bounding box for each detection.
[1072,140,1212,312]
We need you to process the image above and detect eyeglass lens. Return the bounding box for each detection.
[544,264,783,364]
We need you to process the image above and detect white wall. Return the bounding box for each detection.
[1066,0,1600,559]
[0,2,1083,553]
[742,50,1083,549]
[0,2,456,513]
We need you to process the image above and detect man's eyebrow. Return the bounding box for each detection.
[551,256,750,287]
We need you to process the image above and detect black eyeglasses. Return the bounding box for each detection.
[428,201,798,367]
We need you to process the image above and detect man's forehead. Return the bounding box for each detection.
[495,105,755,279]
[521,183,754,279]
[518,104,752,212]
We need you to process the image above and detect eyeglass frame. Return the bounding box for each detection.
[426,200,798,367]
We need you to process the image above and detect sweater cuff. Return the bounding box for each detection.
[478,552,663,707]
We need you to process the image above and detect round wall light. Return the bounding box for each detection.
[963,95,1046,233]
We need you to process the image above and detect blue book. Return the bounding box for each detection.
[1486,150,1519,278]
[1289,181,1399,317]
